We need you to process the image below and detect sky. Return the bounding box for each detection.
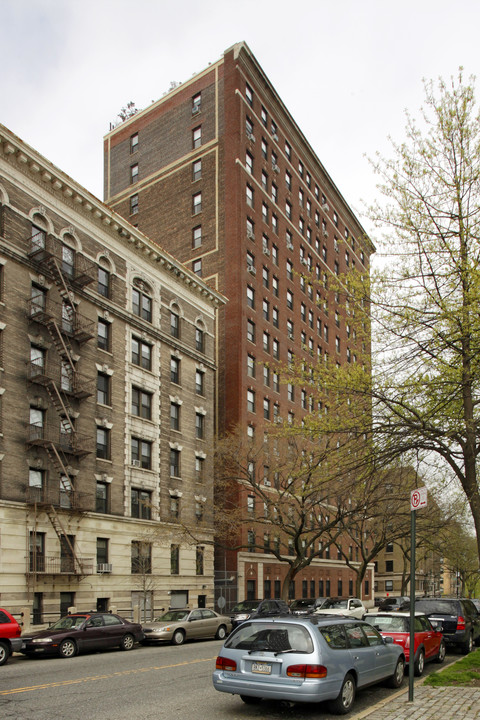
[2,0,480,240]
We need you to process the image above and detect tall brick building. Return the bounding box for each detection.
[105,42,374,605]
[0,124,224,622]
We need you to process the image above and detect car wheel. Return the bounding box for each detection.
[0,641,9,666]
[462,633,473,655]
[414,649,425,677]
[172,629,185,646]
[120,633,135,651]
[240,695,261,705]
[387,657,405,688]
[328,672,356,715]
[59,638,77,658]
[435,640,446,664]
[215,625,227,640]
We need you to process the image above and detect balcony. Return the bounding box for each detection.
[27,554,94,575]
[25,486,93,511]
[27,361,95,399]
[28,233,95,289]
[27,297,95,343]
[27,423,92,457]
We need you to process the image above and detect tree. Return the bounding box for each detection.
[366,71,480,564]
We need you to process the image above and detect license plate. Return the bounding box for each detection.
[21,643,26,650]
[252,662,272,674]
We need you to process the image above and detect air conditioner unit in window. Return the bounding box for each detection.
[132,460,141,468]
[272,164,280,174]
[322,229,328,238]
[246,132,256,142]
[272,133,279,142]
[263,247,270,256]
[287,242,294,251]
[192,104,201,115]
[322,202,330,212]
[247,265,256,275]
[97,563,113,573]
[301,258,308,266]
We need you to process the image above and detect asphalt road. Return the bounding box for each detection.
[0,641,459,720]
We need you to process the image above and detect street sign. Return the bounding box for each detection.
[410,487,428,511]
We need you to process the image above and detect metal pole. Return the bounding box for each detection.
[408,508,416,702]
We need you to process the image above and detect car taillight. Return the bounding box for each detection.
[287,664,327,679]
[457,616,466,631]
[216,656,237,671]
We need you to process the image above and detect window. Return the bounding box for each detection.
[192,225,202,248]
[196,412,205,439]
[97,372,110,405]
[96,482,108,513]
[96,427,110,460]
[247,217,255,239]
[130,163,138,184]
[272,243,278,265]
[30,283,46,316]
[247,354,255,378]
[131,437,152,469]
[246,151,253,174]
[132,541,151,574]
[273,338,280,359]
[170,402,181,430]
[246,115,254,136]
[192,92,201,114]
[132,387,152,419]
[132,336,152,370]
[287,289,294,309]
[285,169,292,190]
[130,133,138,153]
[247,319,255,343]
[195,326,205,352]
[273,372,280,393]
[192,126,202,148]
[261,170,268,191]
[195,369,205,395]
[285,200,292,219]
[285,140,291,159]
[261,106,268,126]
[261,137,268,160]
[192,192,202,215]
[195,455,204,482]
[171,309,180,338]
[131,488,151,519]
[263,331,270,353]
[192,159,202,181]
[132,285,152,322]
[262,266,269,288]
[130,194,138,215]
[247,285,255,309]
[263,397,270,419]
[98,267,110,298]
[246,184,254,208]
[262,299,270,321]
[97,538,109,566]
[170,448,180,477]
[247,389,256,413]
[247,496,255,515]
[262,202,269,224]
[263,365,270,386]
[170,356,180,384]
[272,275,279,297]
[196,546,204,575]
[170,544,180,575]
[192,259,202,276]
[386,560,394,572]
[245,83,253,106]
[287,319,294,339]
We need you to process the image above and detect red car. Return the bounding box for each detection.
[366,611,445,676]
[0,608,22,665]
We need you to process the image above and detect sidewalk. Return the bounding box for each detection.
[354,685,480,720]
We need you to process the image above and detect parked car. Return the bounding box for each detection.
[289,599,315,615]
[314,597,366,619]
[0,608,22,666]
[471,599,480,613]
[365,612,445,676]
[377,596,410,612]
[230,599,290,629]
[141,608,231,645]
[401,597,480,654]
[213,615,405,714]
[21,612,143,658]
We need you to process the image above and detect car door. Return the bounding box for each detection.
[187,609,205,638]
[416,616,437,661]
[82,615,108,650]
[360,623,394,681]
[200,609,219,638]
[345,623,378,687]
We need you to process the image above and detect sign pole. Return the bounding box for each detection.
[408,507,416,702]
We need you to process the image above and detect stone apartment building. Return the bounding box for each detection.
[104,42,375,605]
[0,124,225,623]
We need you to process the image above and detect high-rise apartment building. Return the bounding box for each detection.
[0,124,224,622]
[105,42,374,605]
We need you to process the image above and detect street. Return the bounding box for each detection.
[1,641,458,720]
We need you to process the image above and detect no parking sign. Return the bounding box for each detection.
[410,487,427,511]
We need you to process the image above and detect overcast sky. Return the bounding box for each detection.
[2,0,480,239]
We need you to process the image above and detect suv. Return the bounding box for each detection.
[0,608,22,665]
[314,597,366,619]
[406,597,480,654]
[230,599,290,629]
[377,596,410,612]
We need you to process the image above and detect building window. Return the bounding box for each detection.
[96,482,108,513]
[170,402,181,431]
[263,397,270,419]
[170,448,180,477]
[195,455,204,482]
[261,106,268,126]
[98,319,111,351]
[247,319,255,343]
[130,133,138,153]
[131,437,152,469]
[132,285,152,322]
[130,194,139,215]
[192,225,202,248]
[193,259,202,276]
[247,354,256,378]
[195,369,205,395]
[273,339,280,359]
[192,92,201,114]
[131,488,152,519]
[97,372,111,405]
[196,546,204,575]
[192,126,202,149]
[97,267,110,298]
[170,356,180,384]
[386,560,394,572]
[132,541,151,574]
[130,163,138,184]
[246,184,254,208]
[261,137,268,160]
[245,83,254,107]
[132,336,152,370]
[192,192,202,215]
[196,412,205,439]
[285,140,291,159]
[246,151,253,174]
[132,387,152,420]
[96,538,109,567]
[192,159,202,181]
[247,389,256,413]
[263,331,270,353]
[195,327,205,352]
[285,200,292,219]
[170,544,180,575]
[96,427,110,460]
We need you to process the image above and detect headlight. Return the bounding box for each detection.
[235,614,249,621]
[32,637,53,643]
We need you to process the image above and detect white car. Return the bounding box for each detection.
[314,597,366,619]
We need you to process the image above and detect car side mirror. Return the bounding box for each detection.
[383,636,394,644]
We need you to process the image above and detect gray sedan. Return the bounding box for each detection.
[141,608,231,646]
[213,615,405,714]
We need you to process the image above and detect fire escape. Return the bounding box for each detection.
[26,230,95,579]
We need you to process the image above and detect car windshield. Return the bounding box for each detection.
[226,622,314,653]
[50,615,88,630]
[369,616,407,632]
[231,601,259,613]
[323,599,348,609]
[414,600,457,615]
[290,600,311,609]
[155,611,189,622]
